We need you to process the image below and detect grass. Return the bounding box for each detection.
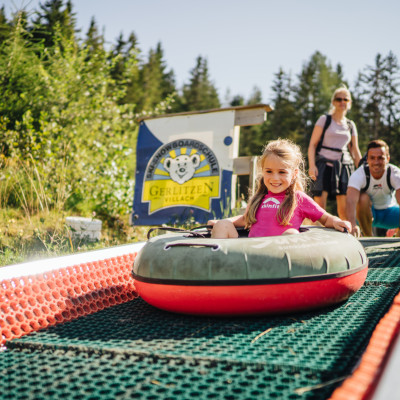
[0,208,149,267]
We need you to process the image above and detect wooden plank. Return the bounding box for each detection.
[233,156,253,175]
[138,104,273,122]
[233,156,259,174]
[234,108,267,126]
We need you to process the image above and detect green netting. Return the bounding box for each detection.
[0,347,338,400]
[1,243,400,400]
[7,286,399,373]
[365,247,400,284]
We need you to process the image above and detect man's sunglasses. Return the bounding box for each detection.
[334,97,350,102]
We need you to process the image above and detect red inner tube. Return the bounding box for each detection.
[134,267,368,316]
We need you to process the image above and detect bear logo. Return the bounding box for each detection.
[163,154,201,184]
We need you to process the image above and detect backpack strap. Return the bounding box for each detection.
[387,165,394,191]
[361,164,394,192]
[316,114,332,154]
[361,164,370,192]
[346,119,354,136]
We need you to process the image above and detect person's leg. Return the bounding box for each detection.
[211,220,239,239]
[372,205,400,231]
[313,191,328,210]
[356,192,373,236]
[336,195,347,220]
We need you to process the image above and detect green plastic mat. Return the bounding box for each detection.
[2,244,400,400]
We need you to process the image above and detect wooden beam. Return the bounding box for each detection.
[138,103,273,122]
[234,108,267,126]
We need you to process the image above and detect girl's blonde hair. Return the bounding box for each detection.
[328,84,352,114]
[244,138,306,228]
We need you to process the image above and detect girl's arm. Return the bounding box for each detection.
[208,203,250,228]
[350,135,362,167]
[318,212,352,232]
[207,214,246,228]
[307,124,323,180]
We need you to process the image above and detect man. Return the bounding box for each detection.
[346,139,400,237]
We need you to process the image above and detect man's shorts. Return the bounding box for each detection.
[372,205,400,229]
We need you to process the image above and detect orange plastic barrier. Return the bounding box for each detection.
[1,253,138,345]
[329,291,400,400]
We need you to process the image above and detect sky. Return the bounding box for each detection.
[4,0,400,105]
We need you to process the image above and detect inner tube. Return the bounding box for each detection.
[132,226,368,316]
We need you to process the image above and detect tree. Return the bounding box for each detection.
[0,13,47,136]
[109,32,143,107]
[353,52,400,161]
[84,17,104,56]
[137,42,176,113]
[247,86,263,105]
[294,51,344,148]
[229,94,244,107]
[181,56,220,111]
[0,6,11,45]
[31,0,78,49]
[263,68,301,144]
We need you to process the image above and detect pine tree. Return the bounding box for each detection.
[138,42,176,113]
[381,51,400,156]
[0,6,11,45]
[247,86,263,105]
[229,94,245,107]
[353,52,400,161]
[294,51,344,148]
[31,0,78,49]
[181,56,220,111]
[84,17,103,56]
[237,86,265,157]
[264,68,300,143]
[0,12,46,134]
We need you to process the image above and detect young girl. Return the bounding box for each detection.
[208,138,351,238]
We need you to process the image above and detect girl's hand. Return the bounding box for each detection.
[207,219,217,227]
[350,225,361,238]
[332,217,352,233]
[308,166,318,181]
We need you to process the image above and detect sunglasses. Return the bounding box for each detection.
[334,97,350,102]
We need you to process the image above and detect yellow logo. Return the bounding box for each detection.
[142,140,220,213]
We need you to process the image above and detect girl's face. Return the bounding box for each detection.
[262,154,298,194]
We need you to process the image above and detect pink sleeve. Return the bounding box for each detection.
[297,192,325,222]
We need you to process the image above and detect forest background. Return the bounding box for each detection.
[1,0,400,266]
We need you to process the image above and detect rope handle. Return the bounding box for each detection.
[164,242,219,250]
[146,225,212,240]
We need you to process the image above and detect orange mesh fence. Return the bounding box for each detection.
[1,253,138,345]
[329,291,400,400]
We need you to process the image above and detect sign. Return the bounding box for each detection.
[132,111,237,225]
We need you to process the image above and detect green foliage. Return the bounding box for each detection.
[138,43,176,112]
[0,14,138,222]
[0,209,149,267]
[0,15,47,135]
[30,0,78,49]
[352,51,400,161]
[180,56,220,111]
[0,6,11,46]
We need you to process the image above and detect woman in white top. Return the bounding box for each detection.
[308,85,362,220]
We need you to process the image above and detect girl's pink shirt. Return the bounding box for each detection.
[248,191,325,237]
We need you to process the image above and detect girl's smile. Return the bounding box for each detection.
[262,154,298,193]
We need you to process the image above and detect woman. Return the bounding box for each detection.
[308,85,362,220]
